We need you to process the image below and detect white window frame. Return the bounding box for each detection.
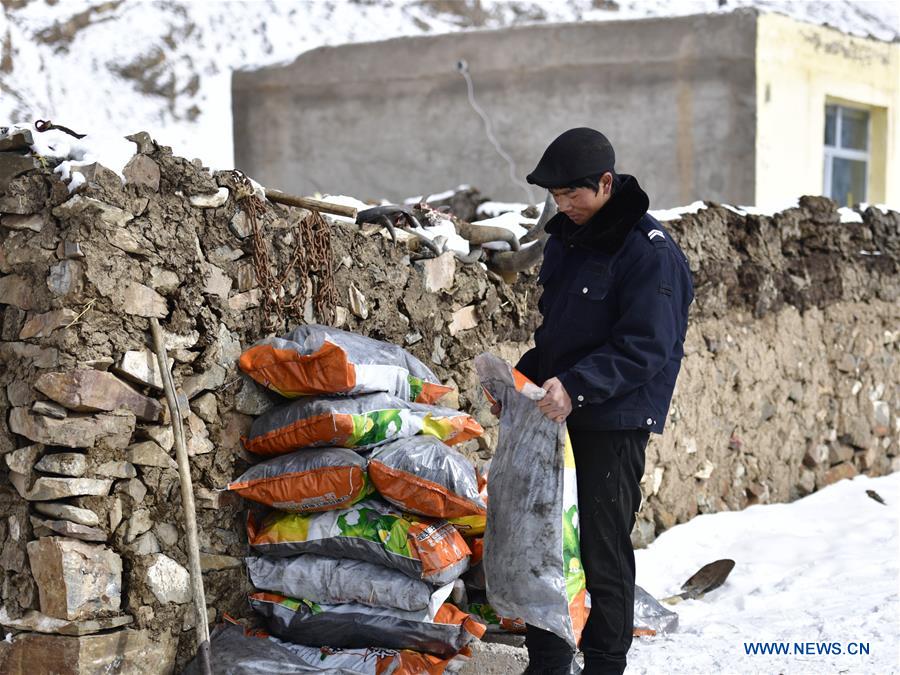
[823,103,870,203]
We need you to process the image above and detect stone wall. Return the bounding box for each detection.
[0,129,897,670]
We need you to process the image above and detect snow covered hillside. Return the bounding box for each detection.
[631,472,900,674]
[1,0,897,170]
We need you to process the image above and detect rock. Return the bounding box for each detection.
[30,516,106,543]
[189,187,229,208]
[162,328,199,351]
[835,352,857,373]
[212,323,242,367]
[148,266,180,293]
[0,274,36,310]
[18,309,77,339]
[448,305,478,336]
[130,532,160,556]
[0,628,175,674]
[8,408,135,449]
[872,400,890,436]
[16,477,113,501]
[79,356,114,370]
[186,413,214,456]
[0,213,43,232]
[828,444,854,465]
[192,392,218,424]
[159,390,191,423]
[123,155,160,191]
[195,487,239,510]
[94,460,137,479]
[35,452,87,477]
[334,306,350,328]
[0,154,37,193]
[2,306,25,340]
[109,497,123,532]
[0,341,59,368]
[182,363,226,399]
[34,370,162,422]
[417,251,456,292]
[52,195,132,229]
[121,282,167,318]
[113,349,169,391]
[125,509,153,543]
[56,240,85,260]
[208,245,243,265]
[0,128,33,152]
[31,400,67,419]
[153,523,179,548]
[5,444,43,474]
[431,336,445,365]
[46,260,84,297]
[182,605,216,632]
[199,553,242,571]
[235,263,256,291]
[142,425,174,451]
[821,462,858,487]
[26,537,122,620]
[118,478,147,505]
[348,284,369,319]
[856,447,879,471]
[6,380,35,407]
[105,228,152,256]
[33,502,99,527]
[127,130,156,153]
[803,443,829,467]
[693,460,715,480]
[126,440,176,469]
[0,606,132,636]
[228,209,257,240]
[227,289,260,311]
[144,554,191,604]
[202,263,232,299]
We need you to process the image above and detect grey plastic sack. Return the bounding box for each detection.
[249,589,486,657]
[368,436,486,520]
[239,323,451,403]
[475,353,587,647]
[247,553,441,611]
[634,584,679,634]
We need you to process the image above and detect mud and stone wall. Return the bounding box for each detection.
[0,129,897,670]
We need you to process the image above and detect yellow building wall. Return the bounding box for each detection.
[756,13,900,208]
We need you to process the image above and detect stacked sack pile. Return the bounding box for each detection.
[223,325,491,672]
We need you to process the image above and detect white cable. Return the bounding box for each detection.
[457,60,535,205]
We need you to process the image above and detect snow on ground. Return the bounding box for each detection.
[629,472,900,674]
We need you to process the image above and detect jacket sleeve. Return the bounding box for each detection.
[557,246,683,406]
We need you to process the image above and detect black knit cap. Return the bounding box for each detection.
[526,127,616,189]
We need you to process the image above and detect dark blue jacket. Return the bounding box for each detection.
[516,176,693,434]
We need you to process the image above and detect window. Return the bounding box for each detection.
[823,104,869,206]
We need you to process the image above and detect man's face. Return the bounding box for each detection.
[549,173,613,225]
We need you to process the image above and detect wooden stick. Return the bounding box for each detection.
[265,189,358,219]
[149,318,212,675]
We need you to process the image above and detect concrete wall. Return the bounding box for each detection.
[755,13,900,208]
[232,12,758,208]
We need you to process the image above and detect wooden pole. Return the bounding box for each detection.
[149,318,212,675]
[265,189,358,219]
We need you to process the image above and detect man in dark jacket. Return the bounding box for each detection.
[513,128,693,675]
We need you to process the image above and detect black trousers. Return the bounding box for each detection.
[525,428,649,675]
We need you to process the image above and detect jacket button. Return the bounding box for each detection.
[582,287,588,294]
[577,395,584,402]
[646,418,652,425]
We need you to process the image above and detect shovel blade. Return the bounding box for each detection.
[679,558,735,599]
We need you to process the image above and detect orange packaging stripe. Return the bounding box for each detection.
[468,537,483,565]
[228,466,365,512]
[242,412,355,456]
[570,587,589,648]
[406,521,471,578]
[433,603,487,640]
[442,416,485,445]
[239,342,356,396]
[512,368,534,392]
[368,461,486,519]
[419,381,454,405]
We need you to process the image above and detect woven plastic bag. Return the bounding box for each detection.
[247,498,470,586]
[226,447,372,512]
[243,392,483,457]
[368,436,486,521]
[239,324,451,404]
[474,352,587,646]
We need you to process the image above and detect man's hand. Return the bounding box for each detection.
[537,377,572,424]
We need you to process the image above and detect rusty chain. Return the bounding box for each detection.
[236,173,336,331]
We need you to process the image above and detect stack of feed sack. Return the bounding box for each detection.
[228,325,487,661]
